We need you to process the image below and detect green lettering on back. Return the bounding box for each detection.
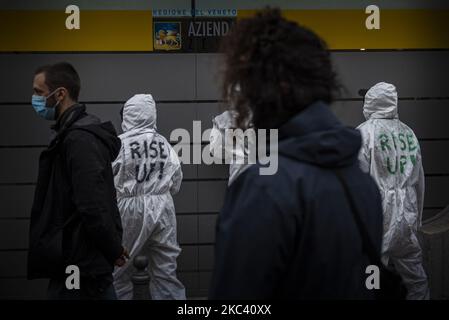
[407,133,417,152]
[387,157,398,174]
[399,155,407,174]
[379,134,390,151]
[398,133,406,151]
[410,154,416,166]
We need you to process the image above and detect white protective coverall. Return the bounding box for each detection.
[357,82,429,300]
[209,111,255,185]
[112,94,186,300]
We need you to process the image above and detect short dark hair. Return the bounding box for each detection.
[220,8,339,129]
[35,62,81,101]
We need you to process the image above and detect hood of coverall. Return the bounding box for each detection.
[363,82,399,120]
[122,94,157,132]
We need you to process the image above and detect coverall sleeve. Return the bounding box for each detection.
[416,159,425,226]
[209,112,235,163]
[357,127,372,174]
[169,145,183,195]
[112,144,123,177]
[64,131,123,264]
[209,125,227,161]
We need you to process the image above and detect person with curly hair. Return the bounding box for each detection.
[209,8,384,299]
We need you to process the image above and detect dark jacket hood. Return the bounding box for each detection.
[56,104,121,160]
[278,101,362,168]
[72,122,122,161]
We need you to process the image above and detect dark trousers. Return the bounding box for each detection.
[47,274,117,300]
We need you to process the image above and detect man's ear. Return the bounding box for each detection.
[57,87,68,102]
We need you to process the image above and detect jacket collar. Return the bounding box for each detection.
[52,103,86,133]
[48,104,87,148]
[278,101,341,140]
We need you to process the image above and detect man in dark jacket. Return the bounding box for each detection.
[28,62,128,299]
[209,8,384,299]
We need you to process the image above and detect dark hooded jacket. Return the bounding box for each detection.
[209,101,383,299]
[27,104,123,280]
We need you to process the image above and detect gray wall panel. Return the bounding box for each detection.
[425,177,449,208]
[331,101,364,127]
[178,245,214,272]
[0,251,27,278]
[180,164,198,180]
[331,100,449,139]
[199,214,218,243]
[421,141,449,174]
[423,209,444,222]
[92,102,197,144]
[0,279,48,299]
[0,106,52,146]
[0,104,119,146]
[198,245,214,270]
[0,245,209,280]
[0,103,205,146]
[174,181,198,213]
[0,148,197,183]
[196,54,223,100]
[0,148,42,183]
[158,104,197,140]
[0,245,209,284]
[178,245,198,272]
[177,215,198,244]
[178,214,218,245]
[197,103,223,125]
[198,272,212,296]
[177,272,200,297]
[0,54,196,102]
[1,50,448,299]
[198,181,227,212]
[0,185,35,218]
[332,51,449,98]
[0,182,196,219]
[0,220,28,250]
[198,163,229,179]
[2,177,444,220]
[87,104,122,135]
[196,52,449,100]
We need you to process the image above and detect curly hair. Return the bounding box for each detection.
[220,8,339,129]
